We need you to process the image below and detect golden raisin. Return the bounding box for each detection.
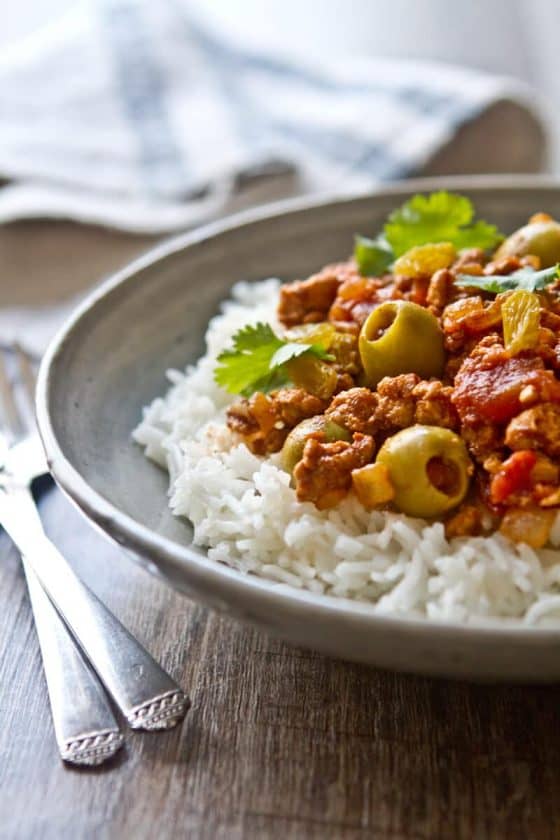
[393,242,456,278]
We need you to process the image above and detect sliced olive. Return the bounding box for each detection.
[376,425,472,518]
[495,218,560,267]
[280,416,350,474]
[359,300,445,387]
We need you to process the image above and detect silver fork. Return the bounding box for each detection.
[0,345,189,750]
[0,349,123,766]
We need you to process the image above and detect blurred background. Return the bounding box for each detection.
[0,0,559,323]
[196,0,560,162]
[202,0,560,168]
[4,0,560,108]
[4,0,559,146]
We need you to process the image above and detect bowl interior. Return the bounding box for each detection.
[43,180,560,554]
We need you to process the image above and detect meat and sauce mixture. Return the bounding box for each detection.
[215,192,560,548]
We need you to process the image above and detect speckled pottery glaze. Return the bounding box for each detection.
[37,176,560,682]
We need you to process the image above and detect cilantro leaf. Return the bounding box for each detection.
[214,322,333,396]
[385,191,473,257]
[455,263,560,294]
[452,219,504,251]
[384,191,503,257]
[214,323,284,395]
[246,368,290,395]
[354,235,393,276]
[354,191,504,274]
[269,341,332,368]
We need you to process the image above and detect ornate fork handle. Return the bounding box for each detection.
[1,482,188,730]
[23,558,124,765]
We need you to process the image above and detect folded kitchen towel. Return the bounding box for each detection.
[0,0,548,235]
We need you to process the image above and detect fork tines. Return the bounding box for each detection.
[0,343,39,443]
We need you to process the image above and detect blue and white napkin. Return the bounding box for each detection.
[0,0,547,234]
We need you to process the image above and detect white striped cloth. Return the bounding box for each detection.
[0,0,546,234]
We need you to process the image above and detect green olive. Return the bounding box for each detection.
[376,425,472,518]
[495,219,560,267]
[359,301,445,387]
[285,355,338,400]
[280,416,351,474]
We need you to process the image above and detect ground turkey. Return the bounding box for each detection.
[293,433,375,509]
[505,403,560,458]
[277,262,360,327]
[226,388,326,455]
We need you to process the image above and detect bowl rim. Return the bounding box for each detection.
[36,173,560,643]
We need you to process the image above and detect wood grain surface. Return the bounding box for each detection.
[2,485,560,840]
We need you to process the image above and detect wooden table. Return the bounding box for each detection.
[2,222,560,840]
[2,482,560,839]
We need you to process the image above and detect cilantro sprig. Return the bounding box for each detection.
[354,235,393,276]
[455,263,560,294]
[355,191,504,275]
[214,322,333,396]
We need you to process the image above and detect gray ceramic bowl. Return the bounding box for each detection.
[37,176,560,682]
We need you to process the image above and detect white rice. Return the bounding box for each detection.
[134,279,560,626]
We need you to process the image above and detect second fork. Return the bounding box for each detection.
[0,345,189,742]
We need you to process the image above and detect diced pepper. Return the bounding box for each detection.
[352,462,395,509]
[452,353,560,424]
[489,450,537,504]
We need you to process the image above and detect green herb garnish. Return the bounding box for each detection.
[455,263,560,294]
[354,235,393,276]
[214,322,333,396]
[355,191,504,275]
